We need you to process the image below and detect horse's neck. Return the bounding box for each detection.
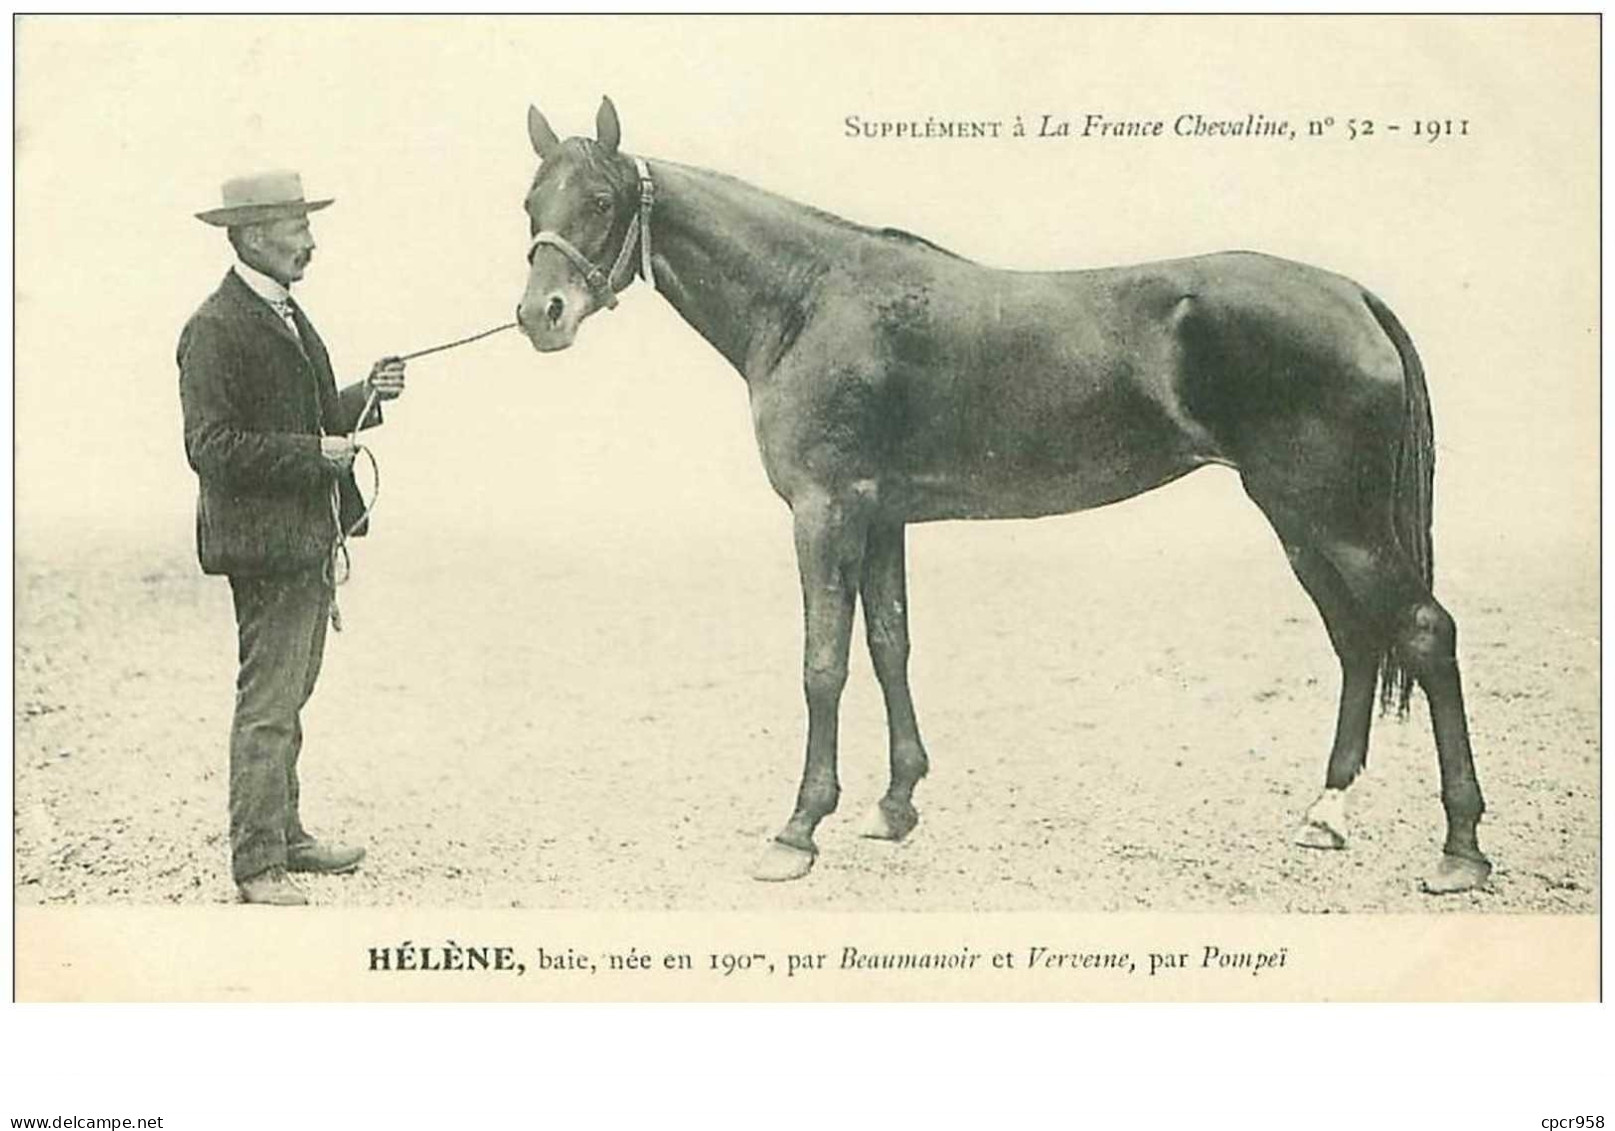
[643,160,839,379]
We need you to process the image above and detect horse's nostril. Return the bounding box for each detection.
[546,296,565,326]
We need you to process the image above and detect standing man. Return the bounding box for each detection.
[179,170,407,905]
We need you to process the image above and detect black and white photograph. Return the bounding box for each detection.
[11,15,1599,1005]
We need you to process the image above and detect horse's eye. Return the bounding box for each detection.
[593,195,613,214]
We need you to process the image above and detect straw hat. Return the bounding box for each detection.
[195,170,333,227]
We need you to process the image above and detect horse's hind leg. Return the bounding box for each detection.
[1258,511,1382,850]
[855,522,930,842]
[1250,486,1490,893]
[1318,537,1490,892]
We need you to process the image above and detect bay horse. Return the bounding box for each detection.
[514,97,1490,895]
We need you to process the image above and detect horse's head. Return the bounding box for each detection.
[516,97,643,352]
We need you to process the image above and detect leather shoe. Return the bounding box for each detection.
[238,866,308,906]
[287,840,366,875]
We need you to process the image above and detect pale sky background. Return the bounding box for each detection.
[14,15,1599,574]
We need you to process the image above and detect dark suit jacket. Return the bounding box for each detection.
[178,269,381,576]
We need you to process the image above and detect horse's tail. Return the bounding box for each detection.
[1362,289,1434,717]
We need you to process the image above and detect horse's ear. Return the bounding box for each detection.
[527,105,561,160]
[596,96,621,155]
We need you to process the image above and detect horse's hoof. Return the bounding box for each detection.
[751,840,816,882]
[1293,818,1346,850]
[1419,853,1492,895]
[858,800,919,842]
[1292,788,1348,850]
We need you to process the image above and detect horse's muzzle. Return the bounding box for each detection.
[515,295,578,352]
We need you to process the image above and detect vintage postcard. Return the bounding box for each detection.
[12,14,1599,1002]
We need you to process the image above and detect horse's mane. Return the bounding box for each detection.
[804,209,967,261]
[870,226,965,260]
[645,154,969,262]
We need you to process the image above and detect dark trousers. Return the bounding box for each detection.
[228,568,330,883]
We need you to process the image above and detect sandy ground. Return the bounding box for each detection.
[13,496,1599,913]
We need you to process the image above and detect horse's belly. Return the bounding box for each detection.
[879,364,1210,521]
[883,451,1207,522]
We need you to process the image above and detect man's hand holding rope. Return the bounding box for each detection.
[366,356,408,402]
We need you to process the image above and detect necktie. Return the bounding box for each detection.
[269,297,299,337]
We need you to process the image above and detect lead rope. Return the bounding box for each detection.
[324,320,518,631]
[327,159,656,630]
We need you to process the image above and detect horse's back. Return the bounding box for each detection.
[937,249,1411,445]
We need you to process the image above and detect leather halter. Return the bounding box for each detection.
[526,156,655,310]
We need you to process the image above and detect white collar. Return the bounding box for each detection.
[233,260,293,308]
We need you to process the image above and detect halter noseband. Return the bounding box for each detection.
[526,156,655,310]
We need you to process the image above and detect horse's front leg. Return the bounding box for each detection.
[855,521,928,842]
[752,489,869,882]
